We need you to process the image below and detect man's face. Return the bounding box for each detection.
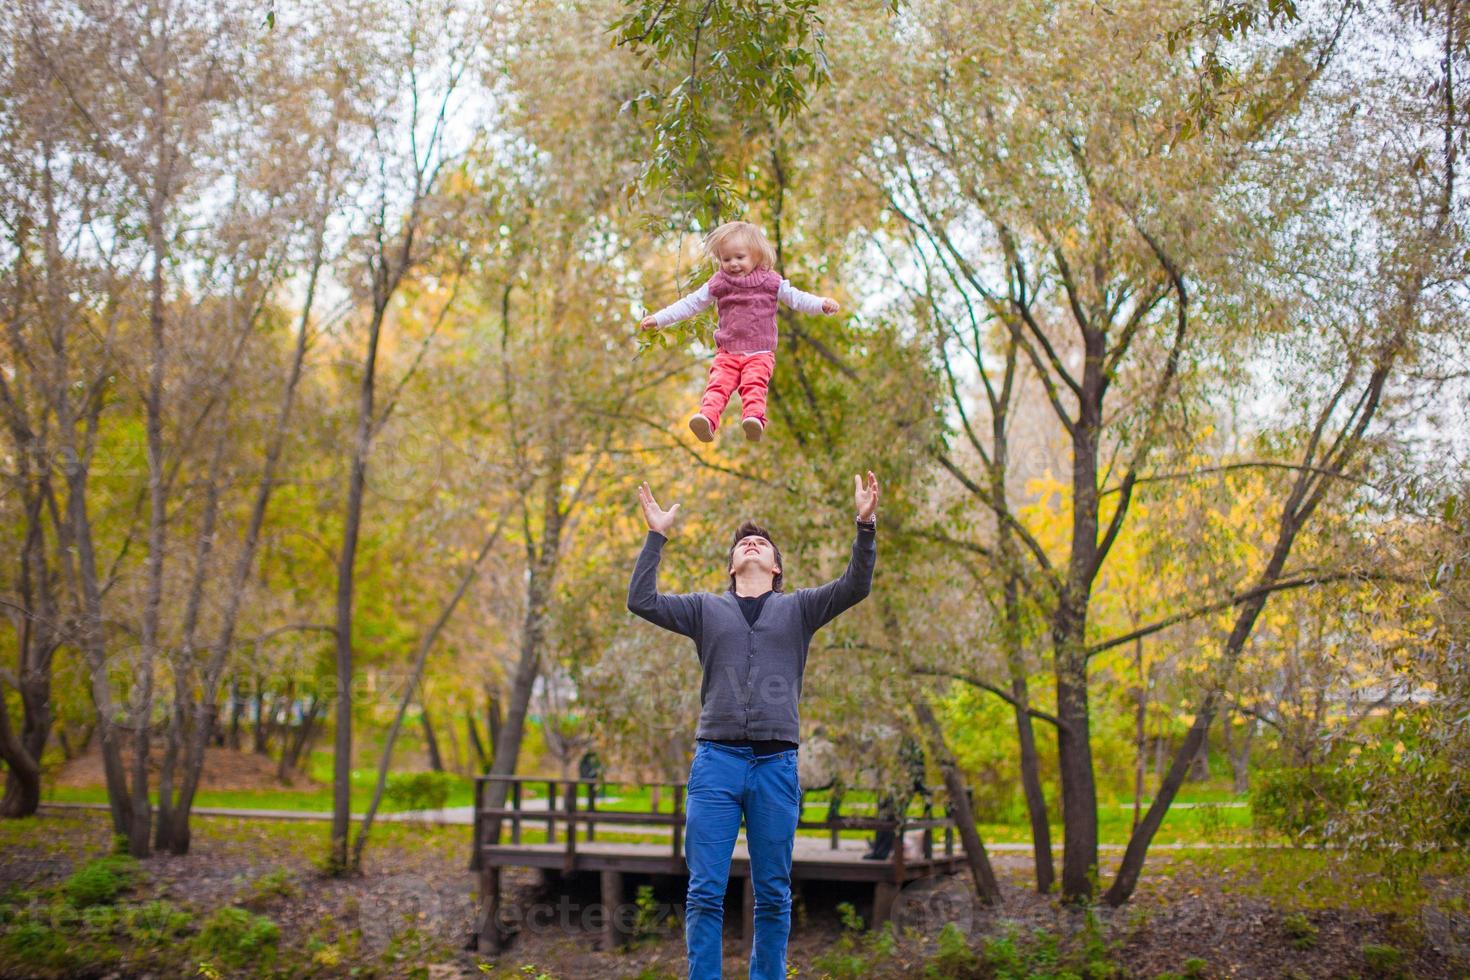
[729,534,780,582]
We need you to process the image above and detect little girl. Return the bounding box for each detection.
[639,221,839,443]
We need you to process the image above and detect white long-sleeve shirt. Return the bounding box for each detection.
[650,276,828,353]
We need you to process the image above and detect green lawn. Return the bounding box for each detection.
[42,770,480,814]
[43,770,1256,846]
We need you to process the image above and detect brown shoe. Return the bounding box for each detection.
[688,414,714,443]
[741,417,764,442]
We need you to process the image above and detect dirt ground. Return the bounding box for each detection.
[52,745,318,791]
[1,810,1467,979]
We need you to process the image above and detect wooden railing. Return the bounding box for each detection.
[471,774,957,882]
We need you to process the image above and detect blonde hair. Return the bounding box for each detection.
[703,221,777,271]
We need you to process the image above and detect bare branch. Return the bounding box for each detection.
[1084,568,1419,659]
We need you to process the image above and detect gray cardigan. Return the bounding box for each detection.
[626,525,876,743]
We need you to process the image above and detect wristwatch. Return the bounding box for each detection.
[855,514,877,530]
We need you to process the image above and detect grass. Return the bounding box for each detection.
[2,808,1461,980]
[1181,844,1470,916]
[41,776,1257,849]
[0,810,487,979]
[42,770,479,814]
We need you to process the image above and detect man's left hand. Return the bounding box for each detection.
[855,471,879,522]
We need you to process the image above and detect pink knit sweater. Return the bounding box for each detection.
[707,269,782,352]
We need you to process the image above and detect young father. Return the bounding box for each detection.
[627,474,880,980]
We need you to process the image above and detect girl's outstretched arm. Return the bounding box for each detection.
[778,279,840,315]
[640,278,716,330]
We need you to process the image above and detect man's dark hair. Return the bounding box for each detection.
[727,521,783,592]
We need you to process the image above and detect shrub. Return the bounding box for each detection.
[811,901,896,979]
[195,906,280,969]
[631,884,671,944]
[62,854,140,907]
[979,928,1063,979]
[3,921,67,963]
[626,967,679,980]
[1281,912,1318,950]
[81,904,120,935]
[239,868,299,909]
[1251,767,1357,840]
[0,915,103,974]
[1361,942,1405,976]
[385,770,457,811]
[923,921,981,978]
[969,919,1126,980]
[1078,907,1122,978]
[122,899,193,944]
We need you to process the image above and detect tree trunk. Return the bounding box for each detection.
[224,688,241,749]
[72,518,133,839]
[467,712,489,773]
[227,683,243,750]
[420,704,444,773]
[1054,353,1107,903]
[485,566,555,837]
[487,691,503,755]
[253,688,268,755]
[485,601,547,836]
[279,697,321,784]
[331,285,392,873]
[1053,603,1098,902]
[484,460,567,837]
[990,522,1053,894]
[131,124,175,859]
[1188,725,1210,782]
[913,696,1002,905]
[1132,640,1148,832]
[443,704,465,775]
[0,723,44,819]
[1008,657,1053,894]
[269,683,295,754]
[1223,712,1253,794]
[156,426,233,854]
[63,443,134,841]
[0,626,54,820]
[0,449,60,820]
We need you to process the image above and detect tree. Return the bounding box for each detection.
[2,0,263,849]
[322,0,498,872]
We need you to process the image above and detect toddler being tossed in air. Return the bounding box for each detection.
[639,221,839,443]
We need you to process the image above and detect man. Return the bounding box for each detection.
[627,474,880,980]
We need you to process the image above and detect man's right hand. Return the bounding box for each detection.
[638,482,681,536]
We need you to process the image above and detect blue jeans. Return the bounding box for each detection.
[684,740,800,980]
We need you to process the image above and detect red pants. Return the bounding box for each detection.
[699,350,775,430]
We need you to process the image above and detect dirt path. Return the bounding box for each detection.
[52,745,317,791]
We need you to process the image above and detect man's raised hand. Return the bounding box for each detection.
[855,471,880,522]
[638,482,681,536]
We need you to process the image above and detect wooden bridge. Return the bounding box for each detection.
[470,774,966,954]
